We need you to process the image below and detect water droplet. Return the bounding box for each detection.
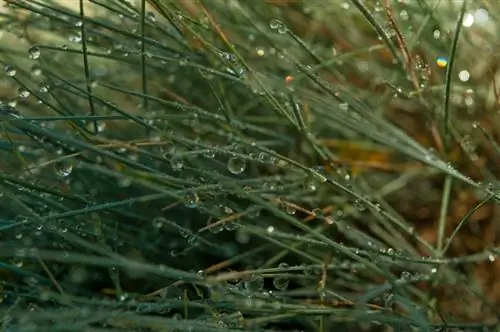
[163,141,175,155]
[269,19,287,34]
[118,293,129,302]
[303,264,320,276]
[303,179,318,191]
[223,220,240,231]
[170,156,184,171]
[415,55,430,88]
[246,205,262,218]
[339,102,349,111]
[474,8,489,25]
[273,263,290,290]
[118,178,132,187]
[5,65,16,77]
[161,285,184,300]
[256,47,265,57]
[400,10,409,20]
[54,160,73,177]
[28,46,40,59]
[202,149,215,158]
[311,169,327,183]
[223,206,234,215]
[208,222,224,233]
[172,313,183,320]
[227,157,246,174]
[383,293,394,307]
[219,51,237,62]
[225,65,245,77]
[236,228,250,244]
[152,217,165,229]
[187,235,200,246]
[39,82,50,93]
[146,11,156,22]
[244,274,264,292]
[179,228,190,238]
[462,12,474,27]
[69,34,82,43]
[353,199,366,212]
[432,28,441,39]
[18,87,30,99]
[312,208,324,219]
[425,148,439,162]
[97,122,106,133]
[30,64,42,76]
[400,271,411,280]
[183,191,199,208]
[436,56,448,68]
[283,203,296,215]
[458,70,470,82]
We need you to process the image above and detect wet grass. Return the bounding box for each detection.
[0,0,499,331]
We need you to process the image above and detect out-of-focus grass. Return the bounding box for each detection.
[0,0,499,331]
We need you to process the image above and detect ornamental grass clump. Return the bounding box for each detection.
[0,1,499,331]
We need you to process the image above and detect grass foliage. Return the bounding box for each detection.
[0,0,499,331]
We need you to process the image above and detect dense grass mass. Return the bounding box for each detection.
[0,0,499,331]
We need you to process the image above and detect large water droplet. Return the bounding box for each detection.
[208,222,224,234]
[246,205,262,218]
[54,160,73,177]
[269,19,287,34]
[28,46,41,60]
[273,263,290,290]
[170,156,184,171]
[5,65,16,77]
[18,87,30,99]
[183,191,199,208]
[244,274,264,292]
[227,156,246,174]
